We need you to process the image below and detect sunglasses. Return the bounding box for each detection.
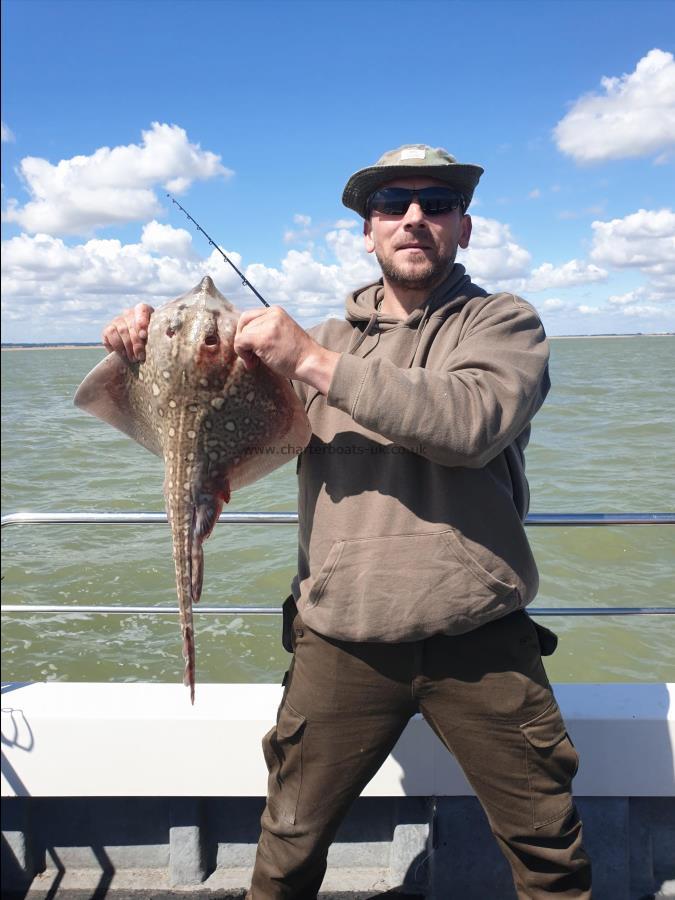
[367,186,465,217]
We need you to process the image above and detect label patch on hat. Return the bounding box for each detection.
[400,147,426,160]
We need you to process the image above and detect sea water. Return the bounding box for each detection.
[2,336,674,685]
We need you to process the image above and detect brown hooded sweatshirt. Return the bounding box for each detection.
[291,263,550,642]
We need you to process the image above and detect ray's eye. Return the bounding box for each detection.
[204,334,219,346]
[166,327,176,338]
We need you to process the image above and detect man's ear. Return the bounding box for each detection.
[363,218,375,254]
[459,214,472,250]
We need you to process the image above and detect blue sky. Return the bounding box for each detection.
[2,0,674,341]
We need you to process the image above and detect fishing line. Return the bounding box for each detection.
[167,193,270,308]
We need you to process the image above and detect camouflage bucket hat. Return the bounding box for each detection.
[342,144,484,218]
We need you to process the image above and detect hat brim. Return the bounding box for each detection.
[342,163,484,218]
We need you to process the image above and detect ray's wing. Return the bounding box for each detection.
[74,353,163,458]
[228,367,312,491]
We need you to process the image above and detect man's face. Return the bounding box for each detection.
[363,176,472,291]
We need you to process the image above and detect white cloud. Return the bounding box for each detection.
[0,229,252,310]
[284,214,316,245]
[458,217,610,298]
[1,121,15,143]
[458,215,532,282]
[590,208,675,275]
[283,230,312,245]
[140,221,195,259]
[0,221,380,337]
[529,188,541,199]
[588,207,675,332]
[326,228,381,284]
[4,197,673,341]
[608,289,645,306]
[284,215,361,249]
[554,49,675,163]
[589,206,674,317]
[456,216,607,296]
[525,259,607,292]
[246,229,380,320]
[2,122,232,236]
[622,304,664,317]
[643,275,675,303]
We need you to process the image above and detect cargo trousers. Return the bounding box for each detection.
[248,606,592,899]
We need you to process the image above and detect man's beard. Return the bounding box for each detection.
[375,248,454,291]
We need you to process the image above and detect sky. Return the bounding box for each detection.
[1,0,674,342]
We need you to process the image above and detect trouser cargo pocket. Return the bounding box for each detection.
[262,700,307,826]
[520,700,579,829]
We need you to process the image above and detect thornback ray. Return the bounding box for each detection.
[74,276,311,703]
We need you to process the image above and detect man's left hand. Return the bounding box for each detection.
[234,306,338,395]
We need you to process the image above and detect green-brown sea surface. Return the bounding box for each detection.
[2,336,674,685]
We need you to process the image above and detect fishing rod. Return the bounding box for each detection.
[166,193,269,308]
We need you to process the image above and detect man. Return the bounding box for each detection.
[103,145,591,899]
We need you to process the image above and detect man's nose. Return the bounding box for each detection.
[401,200,426,226]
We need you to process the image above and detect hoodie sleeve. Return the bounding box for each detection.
[326,294,550,469]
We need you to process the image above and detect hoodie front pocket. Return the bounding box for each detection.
[305,530,518,641]
[440,529,517,598]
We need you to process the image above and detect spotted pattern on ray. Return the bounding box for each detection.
[73,275,311,704]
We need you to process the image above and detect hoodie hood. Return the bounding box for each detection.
[343,263,486,368]
[345,263,475,331]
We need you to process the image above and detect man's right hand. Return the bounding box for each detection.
[102,303,155,362]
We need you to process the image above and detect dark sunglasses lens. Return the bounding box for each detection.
[417,189,462,214]
[369,187,463,215]
[369,188,410,215]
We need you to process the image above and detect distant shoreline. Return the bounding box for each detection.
[3,333,673,351]
[549,333,673,340]
[1,344,102,351]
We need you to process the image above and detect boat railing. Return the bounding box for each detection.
[1,510,674,617]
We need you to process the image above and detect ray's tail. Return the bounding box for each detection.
[167,484,230,704]
[167,499,198,704]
